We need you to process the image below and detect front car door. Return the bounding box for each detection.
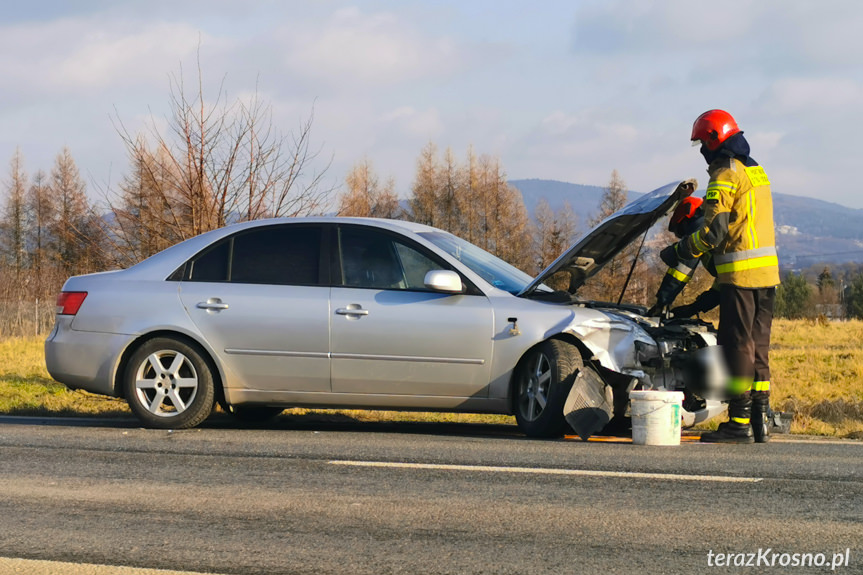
[330,225,494,399]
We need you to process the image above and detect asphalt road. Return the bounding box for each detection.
[1,415,862,575]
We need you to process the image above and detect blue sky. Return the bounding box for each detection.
[2,0,861,209]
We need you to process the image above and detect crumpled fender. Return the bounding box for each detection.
[561,309,656,374]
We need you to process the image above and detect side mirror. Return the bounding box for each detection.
[424,270,464,294]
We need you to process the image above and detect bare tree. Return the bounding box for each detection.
[457,146,481,245]
[110,141,184,265]
[590,169,628,227]
[338,158,400,218]
[477,156,533,271]
[404,144,534,271]
[408,141,439,227]
[581,170,646,303]
[534,198,577,278]
[48,147,104,276]
[0,149,28,278]
[108,56,333,266]
[438,147,462,233]
[25,169,58,296]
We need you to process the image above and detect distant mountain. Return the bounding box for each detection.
[509,179,641,225]
[509,179,863,269]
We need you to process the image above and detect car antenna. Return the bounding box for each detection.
[616,229,650,305]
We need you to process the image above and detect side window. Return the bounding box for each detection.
[185,225,323,286]
[339,227,445,290]
[394,243,441,289]
[189,241,230,282]
[231,226,322,285]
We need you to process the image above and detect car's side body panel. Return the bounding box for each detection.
[45,316,132,396]
[330,287,495,397]
[178,282,331,393]
[45,274,214,397]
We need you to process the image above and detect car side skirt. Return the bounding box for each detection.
[224,389,510,414]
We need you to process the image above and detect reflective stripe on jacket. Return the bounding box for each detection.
[678,157,780,288]
[656,251,716,307]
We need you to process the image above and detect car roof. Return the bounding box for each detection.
[119,217,446,279]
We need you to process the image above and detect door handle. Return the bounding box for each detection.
[336,306,369,316]
[197,298,229,311]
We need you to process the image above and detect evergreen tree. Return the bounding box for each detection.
[775,272,813,319]
[845,274,863,319]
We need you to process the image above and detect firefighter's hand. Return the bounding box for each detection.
[670,303,697,318]
[659,244,679,268]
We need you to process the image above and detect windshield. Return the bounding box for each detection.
[419,231,535,295]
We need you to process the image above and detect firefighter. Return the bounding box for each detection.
[648,196,720,318]
[660,109,779,443]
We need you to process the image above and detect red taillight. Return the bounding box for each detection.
[56,292,88,315]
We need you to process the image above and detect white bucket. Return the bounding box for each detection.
[629,390,684,446]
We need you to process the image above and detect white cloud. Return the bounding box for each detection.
[0,19,207,95]
[2,0,863,212]
[747,131,784,154]
[381,106,444,139]
[757,77,863,117]
[279,7,459,87]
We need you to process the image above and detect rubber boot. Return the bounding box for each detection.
[701,394,754,444]
[751,392,771,443]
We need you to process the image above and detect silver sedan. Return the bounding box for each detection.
[46,180,724,437]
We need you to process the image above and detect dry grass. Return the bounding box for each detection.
[769,319,863,438]
[2,321,862,437]
[0,336,131,417]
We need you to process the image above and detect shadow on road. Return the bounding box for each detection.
[0,411,524,439]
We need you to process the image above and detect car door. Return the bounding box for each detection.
[330,225,494,398]
[178,223,331,393]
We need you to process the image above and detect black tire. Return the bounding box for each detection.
[226,405,284,423]
[123,337,216,429]
[514,339,582,438]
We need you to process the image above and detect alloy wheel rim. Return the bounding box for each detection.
[133,350,199,417]
[519,352,551,422]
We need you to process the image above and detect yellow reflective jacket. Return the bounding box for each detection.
[677,157,780,288]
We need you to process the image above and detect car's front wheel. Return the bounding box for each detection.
[123,337,216,429]
[514,339,582,438]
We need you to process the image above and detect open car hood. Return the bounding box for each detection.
[519,179,696,297]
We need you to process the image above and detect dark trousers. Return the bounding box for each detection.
[719,285,775,417]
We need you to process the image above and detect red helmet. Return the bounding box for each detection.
[691,109,740,151]
[668,196,703,236]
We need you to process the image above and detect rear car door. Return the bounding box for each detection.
[178,223,331,393]
[330,225,494,398]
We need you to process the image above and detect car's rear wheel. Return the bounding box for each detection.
[514,339,582,438]
[123,337,216,429]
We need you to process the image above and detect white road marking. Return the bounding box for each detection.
[770,437,863,445]
[0,557,222,575]
[329,460,763,483]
